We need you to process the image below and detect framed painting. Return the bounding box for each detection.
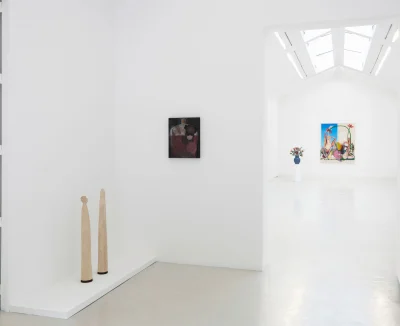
[169,118,200,158]
[320,123,355,162]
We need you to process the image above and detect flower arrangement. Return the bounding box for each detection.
[290,147,304,157]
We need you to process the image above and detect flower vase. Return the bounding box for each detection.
[294,155,301,165]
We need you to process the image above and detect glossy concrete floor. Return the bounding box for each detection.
[264,177,400,326]
[1,178,400,325]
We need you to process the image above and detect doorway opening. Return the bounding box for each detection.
[263,16,400,323]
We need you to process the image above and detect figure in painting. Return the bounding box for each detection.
[320,123,355,162]
[169,118,200,158]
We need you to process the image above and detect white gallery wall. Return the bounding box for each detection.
[264,97,279,181]
[2,0,118,312]
[277,70,399,178]
[114,0,267,270]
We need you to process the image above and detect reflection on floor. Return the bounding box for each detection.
[1,178,400,326]
[265,177,400,326]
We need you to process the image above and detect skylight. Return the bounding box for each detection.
[344,25,374,71]
[302,29,334,73]
[301,29,330,42]
[276,22,396,80]
[313,51,334,73]
[346,25,376,37]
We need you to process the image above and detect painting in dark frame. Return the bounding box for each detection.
[169,118,200,158]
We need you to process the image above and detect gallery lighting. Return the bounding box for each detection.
[274,32,286,50]
[392,29,399,43]
[287,53,304,79]
[375,46,392,76]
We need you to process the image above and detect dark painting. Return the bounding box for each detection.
[169,118,200,158]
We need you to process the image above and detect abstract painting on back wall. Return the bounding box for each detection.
[320,123,355,162]
[169,118,200,158]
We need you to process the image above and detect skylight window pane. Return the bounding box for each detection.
[306,34,333,56]
[304,33,334,73]
[344,33,371,53]
[346,25,375,37]
[301,29,330,42]
[344,50,364,71]
[313,51,334,73]
[343,32,371,71]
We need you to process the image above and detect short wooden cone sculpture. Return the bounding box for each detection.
[98,189,108,275]
[81,196,93,283]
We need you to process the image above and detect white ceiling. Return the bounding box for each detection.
[266,19,400,97]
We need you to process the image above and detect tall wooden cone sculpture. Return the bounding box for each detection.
[81,196,93,283]
[98,189,108,275]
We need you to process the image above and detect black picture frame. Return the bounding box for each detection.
[169,117,201,158]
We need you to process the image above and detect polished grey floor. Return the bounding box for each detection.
[1,178,400,325]
[264,178,400,326]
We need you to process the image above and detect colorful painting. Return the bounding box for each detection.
[169,118,200,158]
[320,123,355,162]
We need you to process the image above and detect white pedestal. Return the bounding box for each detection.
[8,256,156,319]
[295,164,301,182]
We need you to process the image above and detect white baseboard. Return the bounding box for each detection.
[8,256,156,319]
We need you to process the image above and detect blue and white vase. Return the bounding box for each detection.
[294,155,301,164]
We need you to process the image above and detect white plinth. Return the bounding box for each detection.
[295,164,301,182]
[8,255,156,319]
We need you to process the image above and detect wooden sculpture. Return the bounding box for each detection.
[98,189,108,275]
[81,196,93,283]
